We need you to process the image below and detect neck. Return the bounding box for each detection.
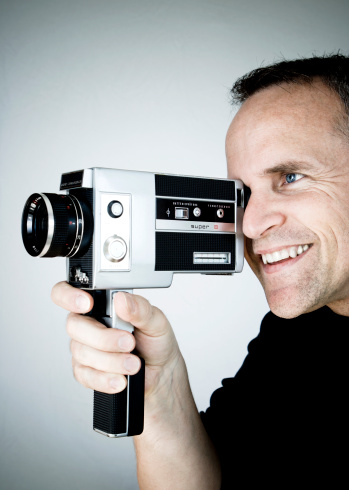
[327,298,349,317]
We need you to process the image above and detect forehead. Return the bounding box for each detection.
[225,81,346,180]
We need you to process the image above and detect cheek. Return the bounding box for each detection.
[298,197,346,247]
[244,238,260,271]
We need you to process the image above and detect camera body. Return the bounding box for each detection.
[22,167,245,437]
[62,167,244,289]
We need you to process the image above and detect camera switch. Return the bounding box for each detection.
[217,209,224,218]
[193,207,201,217]
[175,207,189,219]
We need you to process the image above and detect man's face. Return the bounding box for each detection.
[226,81,349,318]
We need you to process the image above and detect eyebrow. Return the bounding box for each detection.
[261,160,319,176]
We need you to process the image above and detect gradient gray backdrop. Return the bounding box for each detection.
[1,0,348,488]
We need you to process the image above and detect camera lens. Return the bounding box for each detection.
[22,193,93,258]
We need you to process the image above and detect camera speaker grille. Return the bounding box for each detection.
[155,174,235,201]
[155,232,235,271]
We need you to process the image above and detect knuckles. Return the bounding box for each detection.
[66,312,135,354]
[71,357,127,394]
[71,358,87,387]
[70,339,84,363]
[66,312,80,338]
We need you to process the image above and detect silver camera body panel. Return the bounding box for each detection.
[62,167,244,291]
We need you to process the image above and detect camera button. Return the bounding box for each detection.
[104,236,127,262]
[108,200,124,218]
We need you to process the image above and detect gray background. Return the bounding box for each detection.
[1,0,348,488]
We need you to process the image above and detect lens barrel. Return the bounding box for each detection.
[22,193,93,258]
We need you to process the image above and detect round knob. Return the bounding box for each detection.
[103,236,127,262]
[217,209,224,218]
[193,207,201,217]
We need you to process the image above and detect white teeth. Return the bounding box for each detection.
[261,245,310,265]
[289,247,297,258]
[272,250,282,262]
[280,249,289,260]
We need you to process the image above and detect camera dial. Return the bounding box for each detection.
[22,192,93,258]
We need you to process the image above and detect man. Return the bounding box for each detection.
[51,54,349,488]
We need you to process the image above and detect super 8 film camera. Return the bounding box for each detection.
[22,168,245,437]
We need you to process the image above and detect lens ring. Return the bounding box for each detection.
[22,192,93,258]
[66,194,84,258]
[43,193,83,258]
[39,194,54,257]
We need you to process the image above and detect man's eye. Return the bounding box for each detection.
[284,173,304,184]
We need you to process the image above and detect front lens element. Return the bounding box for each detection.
[22,194,52,257]
[22,192,93,258]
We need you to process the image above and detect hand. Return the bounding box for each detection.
[51,282,220,488]
[51,282,182,397]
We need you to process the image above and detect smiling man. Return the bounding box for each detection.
[227,74,349,319]
[51,54,349,489]
[201,55,349,487]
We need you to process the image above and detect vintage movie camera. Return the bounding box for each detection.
[22,167,246,437]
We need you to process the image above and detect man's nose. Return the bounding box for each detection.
[242,190,286,239]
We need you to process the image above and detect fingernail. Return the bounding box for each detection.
[123,292,135,314]
[124,356,139,373]
[110,377,125,391]
[118,334,134,351]
[75,295,90,311]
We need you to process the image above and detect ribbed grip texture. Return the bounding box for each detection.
[94,389,128,435]
[93,359,145,437]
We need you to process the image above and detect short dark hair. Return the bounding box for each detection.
[231,53,349,117]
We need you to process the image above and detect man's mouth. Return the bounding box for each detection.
[261,244,310,265]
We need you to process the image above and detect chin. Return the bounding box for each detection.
[265,291,317,319]
[268,304,303,319]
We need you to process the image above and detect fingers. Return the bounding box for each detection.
[71,339,141,375]
[67,313,140,393]
[51,283,171,339]
[72,359,128,394]
[66,313,135,353]
[70,339,141,394]
[51,282,179,395]
[51,281,93,313]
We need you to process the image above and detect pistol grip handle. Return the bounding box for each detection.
[93,358,145,437]
[86,289,145,437]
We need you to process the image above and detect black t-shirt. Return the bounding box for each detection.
[201,306,349,488]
